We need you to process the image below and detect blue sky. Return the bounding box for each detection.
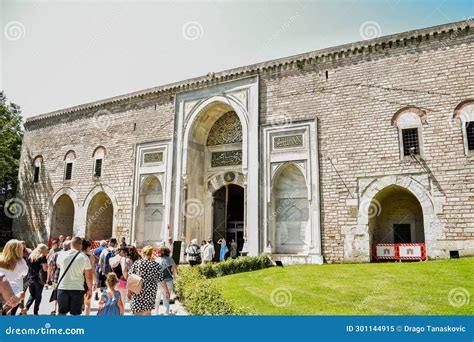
[1,0,473,119]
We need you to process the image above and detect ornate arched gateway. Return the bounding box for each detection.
[172,77,260,255]
[181,104,247,245]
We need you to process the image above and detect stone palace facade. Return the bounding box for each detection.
[13,20,474,263]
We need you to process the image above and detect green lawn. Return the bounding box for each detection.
[213,258,474,315]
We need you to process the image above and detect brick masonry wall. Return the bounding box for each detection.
[14,93,175,243]
[14,24,474,263]
[259,27,474,262]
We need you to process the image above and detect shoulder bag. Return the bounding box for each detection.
[49,251,80,302]
[126,260,143,294]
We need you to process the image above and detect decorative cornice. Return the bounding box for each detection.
[25,19,472,126]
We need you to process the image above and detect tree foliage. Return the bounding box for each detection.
[0,92,23,231]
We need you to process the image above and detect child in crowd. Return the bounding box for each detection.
[97,273,124,316]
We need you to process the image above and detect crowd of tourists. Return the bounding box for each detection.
[0,234,239,316]
[185,238,238,266]
[0,236,176,316]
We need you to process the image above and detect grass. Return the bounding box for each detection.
[213,257,474,315]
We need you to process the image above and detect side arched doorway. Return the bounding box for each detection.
[51,194,75,238]
[85,192,113,241]
[212,184,245,258]
[369,185,425,259]
[135,175,164,246]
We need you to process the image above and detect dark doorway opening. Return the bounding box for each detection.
[393,223,411,243]
[212,184,244,260]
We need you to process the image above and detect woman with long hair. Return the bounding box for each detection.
[23,243,48,315]
[127,246,141,264]
[154,246,177,315]
[0,239,28,315]
[115,246,133,306]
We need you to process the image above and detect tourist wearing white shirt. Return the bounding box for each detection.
[0,239,28,315]
[0,240,28,296]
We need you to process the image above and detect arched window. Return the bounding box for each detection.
[33,156,43,183]
[392,107,426,159]
[92,146,106,178]
[64,150,76,181]
[454,100,474,155]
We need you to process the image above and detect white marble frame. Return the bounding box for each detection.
[396,112,425,160]
[172,76,259,255]
[130,141,173,245]
[262,120,321,257]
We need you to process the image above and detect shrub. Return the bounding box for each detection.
[197,254,273,279]
[175,255,272,315]
[175,266,249,315]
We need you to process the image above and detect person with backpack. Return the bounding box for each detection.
[154,246,177,315]
[23,244,48,315]
[98,238,117,289]
[92,240,107,300]
[186,239,201,266]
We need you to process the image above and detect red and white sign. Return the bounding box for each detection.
[374,244,396,259]
[373,243,426,261]
[398,244,424,260]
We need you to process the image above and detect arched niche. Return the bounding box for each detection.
[271,163,309,253]
[135,175,164,246]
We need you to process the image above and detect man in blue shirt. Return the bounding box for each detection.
[93,240,107,300]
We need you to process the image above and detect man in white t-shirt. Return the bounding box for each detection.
[201,239,215,264]
[56,237,92,315]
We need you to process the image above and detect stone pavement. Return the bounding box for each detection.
[20,286,188,316]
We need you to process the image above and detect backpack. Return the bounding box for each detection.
[104,249,116,274]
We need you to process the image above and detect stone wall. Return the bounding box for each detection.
[258,24,474,262]
[13,93,175,243]
[14,21,474,263]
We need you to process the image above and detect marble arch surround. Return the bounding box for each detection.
[262,120,322,263]
[171,77,260,256]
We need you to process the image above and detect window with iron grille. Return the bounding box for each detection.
[466,121,474,151]
[65,163,73,180]
[33,166,40,183]
[402,128,420,156]
[94,159,103,177]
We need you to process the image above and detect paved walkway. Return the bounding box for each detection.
[19,286,188,316]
